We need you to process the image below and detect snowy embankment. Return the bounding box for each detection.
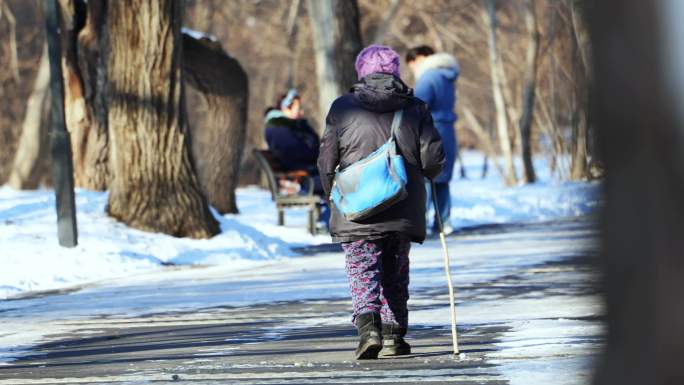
[450,151,600,228]
[0,150,601,299]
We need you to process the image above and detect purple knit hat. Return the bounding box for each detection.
[355,44,401,80]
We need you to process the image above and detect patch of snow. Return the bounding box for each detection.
[444,150,601,229]
[410,295,603,326]
[490,356,596,385]
[0,150,601,300]
[0,187,300,299]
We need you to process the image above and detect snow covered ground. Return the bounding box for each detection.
[0,216,602,384]
[0,150,601,299]
[0,150,603,384]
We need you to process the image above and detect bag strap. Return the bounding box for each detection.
[390,109,404,140]
[389,109,403,157]
[386,109,406,187]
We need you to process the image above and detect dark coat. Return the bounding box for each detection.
[264,114,320,173]
[317,73,445,243]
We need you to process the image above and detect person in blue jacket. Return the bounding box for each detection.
[264,89,320,176]
[264,89,329,229]
[406,46,459,234]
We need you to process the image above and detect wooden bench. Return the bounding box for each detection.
[253,149,321,234]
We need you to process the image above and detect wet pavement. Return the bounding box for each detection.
[0,217,602,384]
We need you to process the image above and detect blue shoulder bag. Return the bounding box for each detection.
[330,109,408,222]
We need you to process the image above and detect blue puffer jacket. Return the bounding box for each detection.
[414,53,460,183]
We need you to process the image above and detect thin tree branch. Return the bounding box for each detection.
[371,0,403,44]
[570,1,590,76]
[434,22,477,58]
[418,11,445,52]
[285,0,301,87]
[1,0,20,81]
[462,105,506,181]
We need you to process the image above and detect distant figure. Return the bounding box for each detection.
[264,90,330,229]
[318,45,445,359]
[264,89,320,176]
[406,46,460,234]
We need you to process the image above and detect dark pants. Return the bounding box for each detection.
[426,181,451,232]
[341,233,411,328]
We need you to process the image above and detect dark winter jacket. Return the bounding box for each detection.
[414,53,460,183]
[264,112,320,173]
[317,73,445,243]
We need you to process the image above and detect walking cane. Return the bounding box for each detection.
[430,180,460,356]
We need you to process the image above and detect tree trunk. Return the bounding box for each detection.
[57,0,100,190]
[590,0,684,384]
[518,0,538,183]
[544,4,568,180]
[183,33,248,215]
[74,0,109,190]
[8,45,51,190]
[306,0,363,131]
[483,0,517,186]
[570,1,589,180]
[105,0,219,239]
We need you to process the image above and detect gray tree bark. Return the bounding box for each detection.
[306,0,363,131]
[518,0,539,183]
[105,0,219,238]
[183,33,248,215]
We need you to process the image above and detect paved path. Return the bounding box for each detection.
[0,217,602,384]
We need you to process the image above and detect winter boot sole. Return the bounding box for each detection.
[379,334,412,357]
[379,343,411,357]
[355,336,383,360]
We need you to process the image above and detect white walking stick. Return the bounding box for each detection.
[430,181,460,355]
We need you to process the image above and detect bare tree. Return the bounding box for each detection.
[371,0,403,44]
[73,0,109,190]
[105,0,219,238]
[570,0,590,180]
[183,33,248,215]
[57,0,106,190]
[483,0,517,186]
[462,105,506,179]
[0,0,19,82]
[306,0,363,131]
[284,0,302,87]
[3,1,598,187]
[518,0,539,183]
[0,0,38,185]
[8,45,50,189]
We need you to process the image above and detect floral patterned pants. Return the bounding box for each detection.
[341,233,411,328]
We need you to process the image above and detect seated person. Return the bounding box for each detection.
[264,90,330,230]
[264,89,320,176]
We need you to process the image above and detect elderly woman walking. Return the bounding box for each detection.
[318,45,445,359]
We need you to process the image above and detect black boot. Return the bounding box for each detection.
[380,323,411,356]
[354,312,382,359]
